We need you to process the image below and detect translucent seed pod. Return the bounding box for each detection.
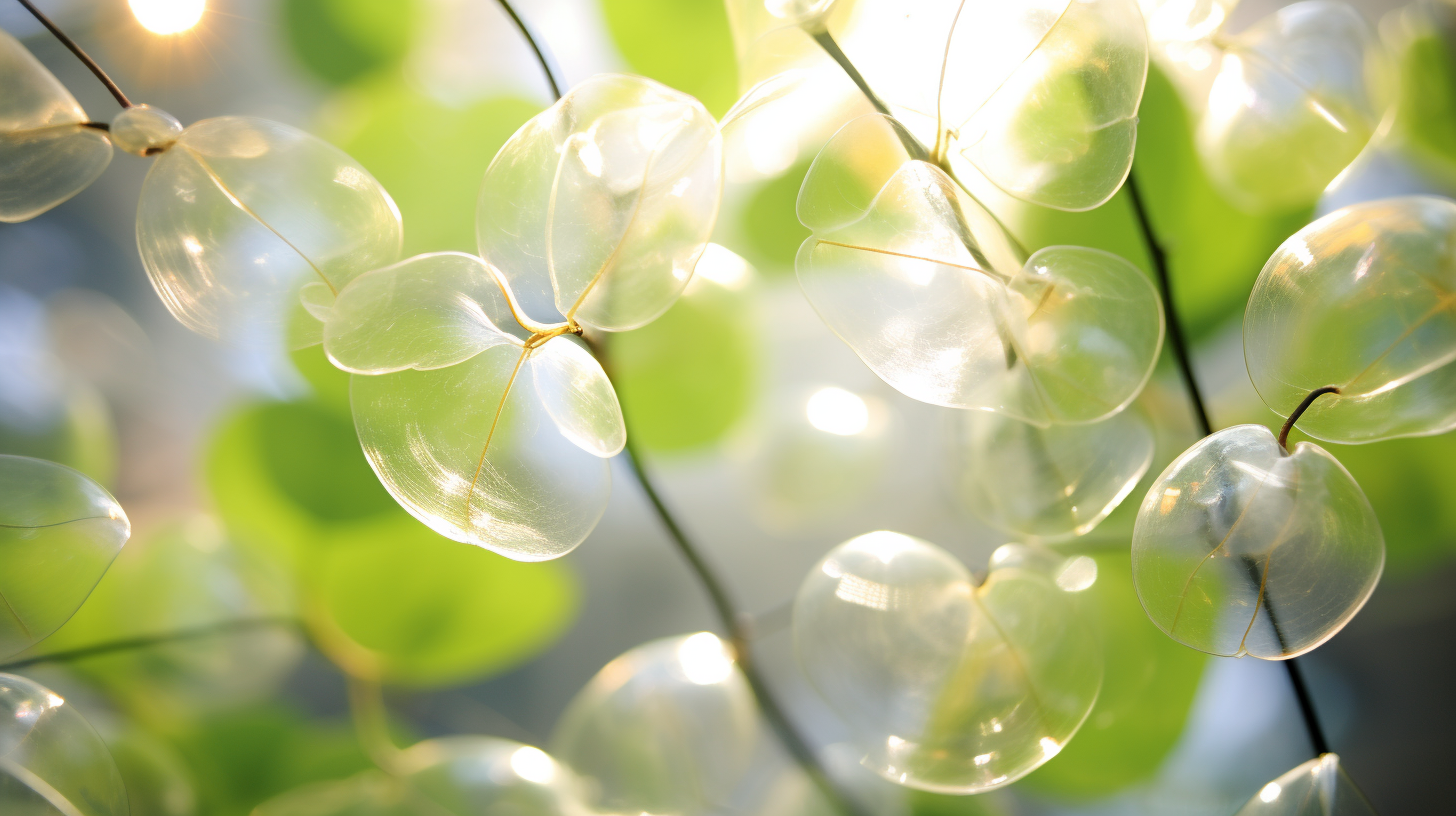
[401,737,591,816]
[793,531,1101,793]
[0,673,128,816]
[0,28,112,222]
[552,633,758,815]
[1245,196,1456,443]
[1132,425,1384,659]
[0,454,130,659]
[949,407,1155,541]
[137,117,402,348]
[796,114,1163,425]
[109,105,184,156]
[1234,754,1377,815]
[477,74,722,331]
[1197,1,1386,212]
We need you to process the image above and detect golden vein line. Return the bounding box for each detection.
[464,346,531,523]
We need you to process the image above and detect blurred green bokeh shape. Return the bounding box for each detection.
[600,0,738,116]
[0,379,116,488]
[282,0,422,86]
[611,275,757,453]
[107,727,199,816]
[170,704,374,816]
[1388,14,1456,179]
[1016,64,1312,341]
[315,513,577,687]
[290,345,353,419]
[1017,548,1206,800]
[739,162,811,275]
[322,80,540,256]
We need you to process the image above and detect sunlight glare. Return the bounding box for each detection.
[130,0,205,34]
[806,387,869,435]
[509,746,556,784]
[678,632,734,685]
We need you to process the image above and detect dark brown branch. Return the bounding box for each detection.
[1278,386,1340,450]
[492,0,563,101]
[13,0,132,108]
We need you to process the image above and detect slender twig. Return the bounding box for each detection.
[13,0,132,108]
[1239,557,1332,755]
[585,337,867,816]
[347,676,407,775]
[1278,386,1340,450]
[0,616,298,672]
[491,0,563,100]
[1129,167,1333,760]
[1125,170,1212,437]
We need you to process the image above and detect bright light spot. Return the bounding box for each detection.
[834,574,897,610]
[1288,238,1316,268]
[182,236,204,257]
[991,720,1003,733]
[853,531,919,564]
[510,746,556,784]
[130,0,205,34]
[806,387,869,435]
[45,693,64,708]
[1159,487,1182,514]
[575,137,605,178]
[692,244,751,290]
[678,632,734,685]
[670,177,692,197]
[1056,556,1098,592]
[1259,782,1282,803]
[1039,737,1062,759]
[821,559,844,578]
[973,753,992,766]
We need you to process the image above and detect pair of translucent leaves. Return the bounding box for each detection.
[794,532,1102,794]
[1234,754,1377,816]
[321,74,724,562]
[0,28,403,349]
[1141,0,1387,211]
[725,0,1150,211]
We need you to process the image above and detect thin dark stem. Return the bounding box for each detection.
[584,337,865,816]
[808,28,929,163]
[1278,386,1341,450]
[491,0,563,101]
[1125,169,1212,437]
[13,0,132,108]
[1238,557,1332,755]
[0,616,297,672]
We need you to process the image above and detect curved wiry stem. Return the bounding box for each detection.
[492,0,564,100]
[13,0,132,108]
[0,617,298,672]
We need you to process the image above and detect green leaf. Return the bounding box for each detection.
[281,0,421,86]
[316,514,578,686]
[738,162,811,275]
[1391,29,1456,174]
[600,0,738,116]
[1017,547,1206,800]
[1016,64,1313,341]
[290,345,353,418]
[323,82,541,256]
[611,275,756,453]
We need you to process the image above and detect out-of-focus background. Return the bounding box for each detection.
[2,0,1455,814]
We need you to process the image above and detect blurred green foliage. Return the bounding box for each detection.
[1390,24,1456,177]
[738,162,811,275]
[0,381,116,487]
[601,0,738,116]
[611,277,757,453]
[324,82,540,256]
[283,0,422,86]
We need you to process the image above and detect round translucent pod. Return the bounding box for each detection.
[137,116,402,348]
[400,737,591,816]
[949,407,1155,541]
[551,633,758,815]
[795,113,1163,425]
[109,105,183,156]
[793,531,1101,793]
[0,28,112,222]
[1131,425,1384,659]
[476,74,722,332]
[1198,1,1386,213]
[1234,754,1376,816]
[831,0,1147,211]
[0,673,128,816]
[1245,197,1456,443]
[0,455,130,659]
[251,770,440,816]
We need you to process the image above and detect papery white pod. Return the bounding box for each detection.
[0,28,112,222]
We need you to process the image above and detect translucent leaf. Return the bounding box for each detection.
[1233,754,1377,816]
[137,117,402,348]
[1245,196,1456,443]
[0,673,128,816]
[834,0,1148,210]
[796,114,1163,424]
[793,531,1101,793]
[551,633,758,815]
[476,74,722,332]
[1131,425,1384,659]
[108,105,183,157]
[530,337,625,458]
[0,28,112,223]
[401,737,589,816]
[251,770,437,816]
[351,344,610,561]
[950,407,1155,541]
[0,455,129,659]
[323,252,517,375]
[1198,1,1385,212]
